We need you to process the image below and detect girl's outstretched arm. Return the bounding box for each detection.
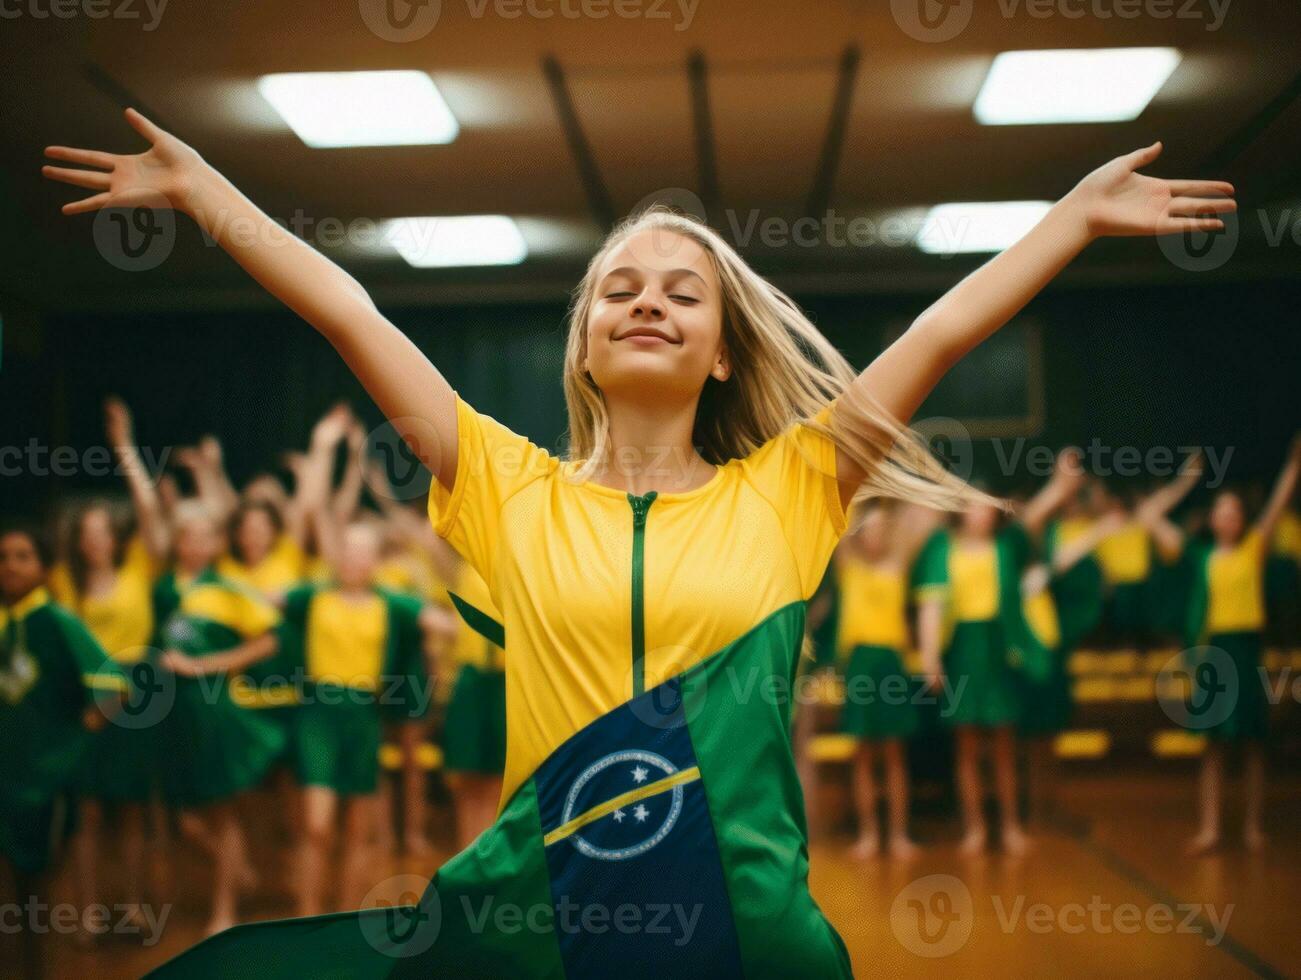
[104,396,170,561]
[1256,435,1301,547]
[837,143,1235,494]
[43,108,459,491]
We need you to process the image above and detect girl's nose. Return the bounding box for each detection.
[631,292,666,319]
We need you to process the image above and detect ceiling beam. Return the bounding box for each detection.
[687,50,720,222]
[542,55,615,231]
[805,45,860,219]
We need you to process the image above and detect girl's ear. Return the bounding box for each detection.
[712,347,731,382]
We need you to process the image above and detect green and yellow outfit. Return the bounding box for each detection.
[281,584,427,796]
[154,569,286,807]
[833,556,917,739]
[219,535,307,730]
[149,392,855,977]
[1094,520,1156,642]
[1017,520,1105,736]
[50,538,160,802]
[443,564,507,775]
[1,588,125,872]
[1182,530,1269,741]
[913,525,1051,728]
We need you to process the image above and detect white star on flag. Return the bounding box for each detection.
[633,804,650,823]
[631,765,649,784]
[612,809,626,823]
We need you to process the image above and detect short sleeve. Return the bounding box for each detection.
[229,587,281,639]
[738,403,850,600]
[427,393,557,589]
[911,530,949,602]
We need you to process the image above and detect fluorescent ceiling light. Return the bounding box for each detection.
[383,215,528,268]
[916,201,1053,254]
[974,48,1181,125]
[257,71,459,147]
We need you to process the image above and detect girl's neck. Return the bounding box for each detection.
[595,395,716,495]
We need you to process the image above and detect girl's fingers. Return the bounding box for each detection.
[1126,140,1163,168]
[45,145,116,168]
[61,192,112,215]
[1164,217,1225,234]
[1168,196,1237,216]
[124,106,163,143]
[41,165,111,191]
[1168,179,1234,197]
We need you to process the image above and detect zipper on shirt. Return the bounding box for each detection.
[627,490,658,698]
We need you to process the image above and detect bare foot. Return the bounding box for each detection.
[958,827,986,857]
[1185,831,1220,857]
[1244,827,1268,853]
[1001,825,1033,857]
[888,836,922,861]
[850,834,880,860]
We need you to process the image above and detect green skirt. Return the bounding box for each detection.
[941,620,1021,728]
[839,645,919,740]
[1105,581,1151,639]
[77,723,159,803]
[161,675,288,808]
[1191,632,1268,742]
[443,664,506,775]
[295,693,382,796]
[1016,654,1073,736]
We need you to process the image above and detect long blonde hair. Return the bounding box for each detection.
[561,206,996,513]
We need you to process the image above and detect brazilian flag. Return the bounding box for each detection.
[146,601,852,978]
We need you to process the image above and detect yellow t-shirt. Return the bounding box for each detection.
[428,393,847,804]
[1095,521,1151,585]
[48,538,155,663]
[833,556,908,653]
[304,590,388,690]
[1056,516,1094,548]
[218,534,306,601]
[1206,530,1265,634]
[950,543,999,622]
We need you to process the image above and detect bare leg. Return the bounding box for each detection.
[1024,737,1057,827]
[119,803,147,926]
[993,726,1030,855]
[1243,742,1267,852]
[205,801,243,936]
[297,786,337,917]
[72,799,101,945]
[1187,742,1223,855]
[954,726,986,855]
[883,739,919,859]
[14,869,48,980]
[400,721,432,856]
[849,742,880,859]
[340,795,376,908]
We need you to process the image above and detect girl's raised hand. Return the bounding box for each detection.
[1069,142,1236,239]
[43,108,204,216]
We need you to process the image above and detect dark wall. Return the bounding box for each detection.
[2,278,1298,516]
